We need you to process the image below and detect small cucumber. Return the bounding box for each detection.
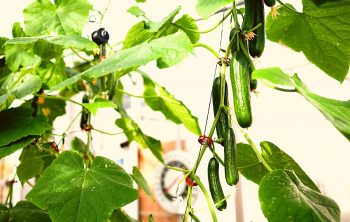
[264,0,276,7]
[248,0,265,58]
[230,50,252,128]
[224,127,239,185]
[208,157,227,211]
[212,77,229,141]
[80,95,89,129]
[242,0,255,31]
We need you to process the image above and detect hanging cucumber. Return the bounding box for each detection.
[264,0,276,7]
[208,157,227,211]
[230,50,252,128]
[80,95,89,129]
[212,77,229,141]
[224,127,239,185]
[248,0,265,58]
[242,0,255,32]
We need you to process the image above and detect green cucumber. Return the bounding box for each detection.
[248,0,265,58]
[80,95,89,129]
[264,0,276,7]
[224,127,239,185]
[212,77,229,141]
[230,50,252,128]
[208,157,227,211]
[242,0,255,31]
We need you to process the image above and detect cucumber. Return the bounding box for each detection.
[248,0,265,58]
[208,157,227,211]
[230,50,252,128]
[249,66,258,91]
[80,95,89,129]
[264,0,276,7]
[212,77,229,141]
[224,127,239,185]
[242,0,255,32]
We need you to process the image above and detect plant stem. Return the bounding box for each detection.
[193,43,220,59]
[259,80,297,92]
[173,9,232,34]
[92,128,125,136]
[38,94,83,106]
[189,211,201,222]
[240,128,273,172]
[208,146,224,166]
[192,176,217,222]
[166,166,190,173]
[85,112,92,167]
[70,48,95,65]
[276,0,298,12]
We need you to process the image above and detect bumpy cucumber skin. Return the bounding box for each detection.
[208,157,227,211]
[230,51,252,128]
[248,0,265,58]
[264,0,276,7]
[224,127,239,185]
[212,77,229,141]
[80,95,89,129]
[242,0,255,31]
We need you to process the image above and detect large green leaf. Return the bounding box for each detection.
[252,67,294,90]
[259,170,340,222]
[82,98,118,115]
[109,209,138,222]
[237,142,319,191]
[131,166,153,198]
[23,0,92,36]
[142,74,201,135]
[50,31,192,91]
[237,143,269,184]
[0,201,51,222]
[115,117,163,162]
[171,14,200,44]
[261,141,319,192]
[26,151,138,222]
[266,0,350,82]
[292,74,350,142]
[0,107,51,147]
[1,73,42,99]
[196,0,232,19]
[37,59,67,88]
[6,35,97,51]
[0,136,35,159]
[4,44,36,72]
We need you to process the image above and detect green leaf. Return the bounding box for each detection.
[237,142,319,192]
[148,7,181,33]
[310,0,343,6]
[50,31,192,92]
[136,0,146,2]
[142,74,201,135]
[71,137,86,155]
[12,22,26,38]
[148,214,155,222]
[0,93,15,112]
[266,1,350,82]
[196,0,232,19]
[23,0,92,36]
[252,67,294,89]
[27,151,138,222]
[172,14,200,44]
[82,98,117,115]
[33,40,63,60]
[6,35,97,51]
[122,21,155,49]
[0,204,10,221]
[293,74,350,141]
[0,137,35,159]
[3,74,42,99]
[17,149,45,185]
[37,59,67,88]
[10,201,51,222]
[237,143,269,184]
[36,96,66,124]
[127,6,146,17]
[115,117,163,162]
[260,141,320,192]
[4,44,35,72]
[259,170,340,222]
[0,107,51,147]
[109,209,139,222]
[131,166,153,198]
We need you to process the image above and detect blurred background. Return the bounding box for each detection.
[1,0,350,221]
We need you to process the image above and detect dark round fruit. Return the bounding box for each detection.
[91,28,109,45]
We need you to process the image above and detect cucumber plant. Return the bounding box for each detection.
[0,0,349,222]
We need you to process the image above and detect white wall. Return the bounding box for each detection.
[1,0,350,221]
